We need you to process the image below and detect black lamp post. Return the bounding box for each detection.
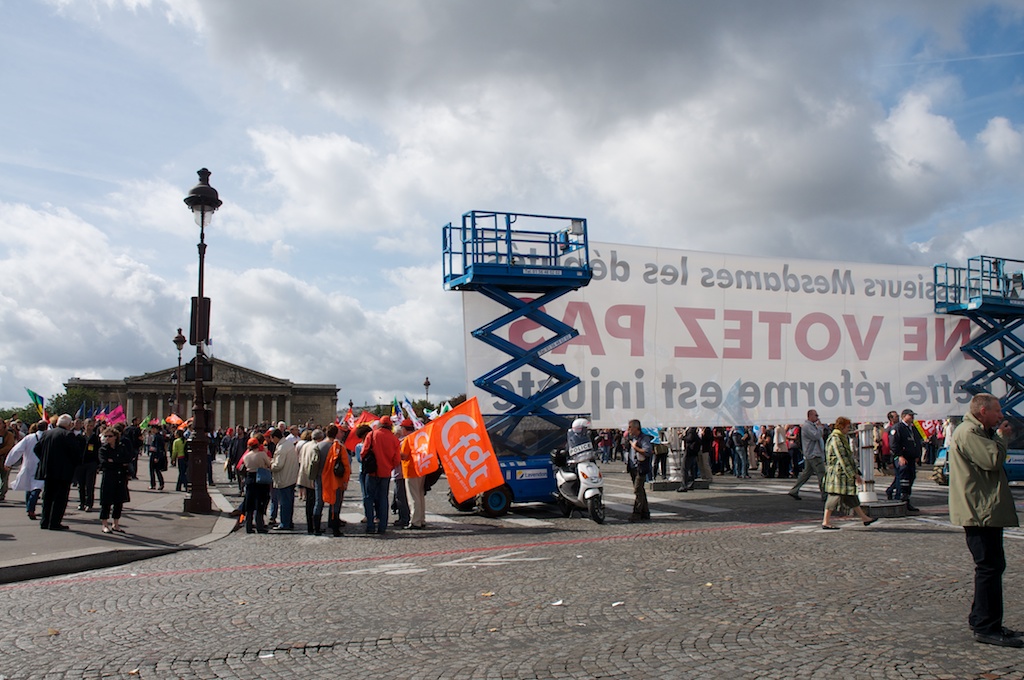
[173,328,186,416]
[424,376,431,402]
[183,168,222,514]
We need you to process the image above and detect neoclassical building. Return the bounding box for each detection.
[66,360,338,430]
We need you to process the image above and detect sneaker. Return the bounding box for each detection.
[974,631,1024,648]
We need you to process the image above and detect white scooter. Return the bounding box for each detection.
[551,419,606,523]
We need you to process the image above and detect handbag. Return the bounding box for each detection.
[255,467,272,485]
[362,441,377,475]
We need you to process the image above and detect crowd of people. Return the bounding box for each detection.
[0,405,947,535]
[0,412,448,538]
[2,394,1018,648]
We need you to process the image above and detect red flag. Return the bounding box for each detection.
[428,397,503,503]
[344,410,380,450]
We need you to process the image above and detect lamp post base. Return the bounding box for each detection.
[183,493,213,514]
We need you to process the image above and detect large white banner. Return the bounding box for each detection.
[462,243,982,427]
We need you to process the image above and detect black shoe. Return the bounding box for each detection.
[863,518,878,526]
[905,503,920,513]
[788,491,801,501]
[51,525,71,531]
[821,525,840,531]
[676,487,689,492]
[974,631,1024,648]
[885,489,893,500]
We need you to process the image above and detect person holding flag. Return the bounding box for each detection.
[398,419,426,530]
[361,416,401,535]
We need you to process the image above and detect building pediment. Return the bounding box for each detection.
[126,359,293,388]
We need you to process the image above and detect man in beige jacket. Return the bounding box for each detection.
[948,393,1021,648]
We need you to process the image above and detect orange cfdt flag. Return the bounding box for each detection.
[402,422,439,478]
[428,397,503,504]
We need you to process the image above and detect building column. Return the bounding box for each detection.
[243,398,251,428]
[229,396,236,429]
[215,397,224,432]
[284,396,292,426]
[141,397,149,422]
[270,397,278,425]
[257,398,264,425]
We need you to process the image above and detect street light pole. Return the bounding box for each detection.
[183,168,222,514]
[173,328,186,416]
[424,376,431,402]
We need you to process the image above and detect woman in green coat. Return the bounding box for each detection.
[821,417,878,530]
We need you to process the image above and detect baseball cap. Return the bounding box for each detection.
[901,408,916,417]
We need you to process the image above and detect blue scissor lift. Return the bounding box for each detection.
[443,210,593,515]
[933,255,1024,419]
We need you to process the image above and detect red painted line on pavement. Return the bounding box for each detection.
[0,519,806,592]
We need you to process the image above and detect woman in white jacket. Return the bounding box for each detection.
[4,421,47,520]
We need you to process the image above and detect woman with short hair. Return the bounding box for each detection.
[821,417,879,530]
[98,428,132,533]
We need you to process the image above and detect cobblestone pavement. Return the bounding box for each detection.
[0,468,1022,679]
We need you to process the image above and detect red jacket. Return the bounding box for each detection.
[363,427,401,478]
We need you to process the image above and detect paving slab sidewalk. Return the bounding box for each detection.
[0,474,238,584]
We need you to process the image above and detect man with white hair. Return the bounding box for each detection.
[948,393,1022,648]
[33,414,83,531]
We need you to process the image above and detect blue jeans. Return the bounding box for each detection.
[392,477,409,527]
[268,487,279,521]
[276,484,296,529]
[364,476,390,533]
[26,488,41,514]
[732,447,748,477]
[312,474,324,520]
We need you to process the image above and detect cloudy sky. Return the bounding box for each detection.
[3,0,1024,413]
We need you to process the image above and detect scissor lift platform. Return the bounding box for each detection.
[934,255,1024,419]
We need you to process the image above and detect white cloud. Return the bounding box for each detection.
[978,116,1024,170]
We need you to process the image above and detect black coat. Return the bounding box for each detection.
[33,427,83,483]
[99,441,133,505]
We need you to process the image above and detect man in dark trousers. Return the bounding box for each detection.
[34,414,83,530]
[948,393,1022,648]
[890,408,923,511]
[123,417,142,479]
[625,419,652,522]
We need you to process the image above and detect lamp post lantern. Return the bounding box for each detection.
[424,376,431,402]
[183,168,222,514]
[173,328,186,416]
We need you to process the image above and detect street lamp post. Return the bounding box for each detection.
[173,328,186,416]
[424,376,431,402]
[183,168,222,514]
